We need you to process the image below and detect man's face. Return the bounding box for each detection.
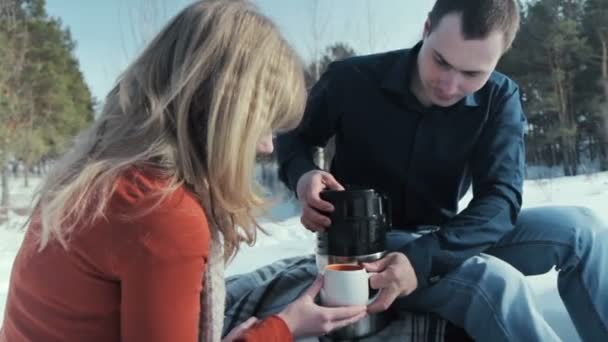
[417,13,504,107]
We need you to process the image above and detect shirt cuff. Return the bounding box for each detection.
[399,236,440,289]
[286,158,319,193]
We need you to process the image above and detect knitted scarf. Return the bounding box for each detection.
[198,228,226,342]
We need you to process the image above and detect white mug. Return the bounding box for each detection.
[320,264,381,307]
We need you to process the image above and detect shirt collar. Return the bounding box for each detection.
[380,42,420,98]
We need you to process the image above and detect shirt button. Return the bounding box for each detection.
[429,275,441,284]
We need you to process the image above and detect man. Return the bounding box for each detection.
[277,0,608,341]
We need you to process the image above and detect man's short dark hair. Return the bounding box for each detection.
[428,0,520,51]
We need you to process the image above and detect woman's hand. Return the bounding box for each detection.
[277,276,368,338]
[222,317,259,342]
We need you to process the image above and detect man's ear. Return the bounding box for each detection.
[422,16,431,39]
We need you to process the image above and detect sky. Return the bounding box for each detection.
[45,0,434,102]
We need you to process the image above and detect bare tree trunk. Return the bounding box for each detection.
[22,90,34,188]
[308,0,326,83]
[1,137,9,207]
[599,36,608,171]
[560,138,572,176]
[550,48,576,176]
[23,165,29,188]
[1,166,9,207]
[570,144,579,176]
[601,140,608,171]
[551,143,558,168]
[307,0,332,168]
[601,37,608,100]
[602,110,608,171]
[534,146,541,165]
[365,0,376,53]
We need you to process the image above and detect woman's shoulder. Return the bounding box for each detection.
[109,167,211,259]
[112,167,200,212]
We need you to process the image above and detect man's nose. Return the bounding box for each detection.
[438,70,460,94]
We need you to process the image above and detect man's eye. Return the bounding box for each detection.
[435,57,449,67]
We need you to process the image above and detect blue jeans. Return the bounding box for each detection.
[389,206,608,342]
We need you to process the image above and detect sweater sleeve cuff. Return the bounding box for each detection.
[252,315,293,342]
[237,315,293,342]
[266,315,293,340]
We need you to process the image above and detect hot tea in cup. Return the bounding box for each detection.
[321,264,380,307]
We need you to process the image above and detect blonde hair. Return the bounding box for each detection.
[32,0,306,260]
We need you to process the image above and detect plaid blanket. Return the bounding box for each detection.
[223,255,471,341]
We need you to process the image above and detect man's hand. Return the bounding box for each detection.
[362,252,418,313]
[296,170,344,232]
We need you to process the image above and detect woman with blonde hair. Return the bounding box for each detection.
[0,1,367,341]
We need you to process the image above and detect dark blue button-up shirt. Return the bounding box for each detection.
[277,43,526,288]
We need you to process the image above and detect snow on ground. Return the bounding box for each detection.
[1,172,608,340]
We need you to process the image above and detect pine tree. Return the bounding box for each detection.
[582,0,608,170]
[0,0,94,205]
[500,0,592,176]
